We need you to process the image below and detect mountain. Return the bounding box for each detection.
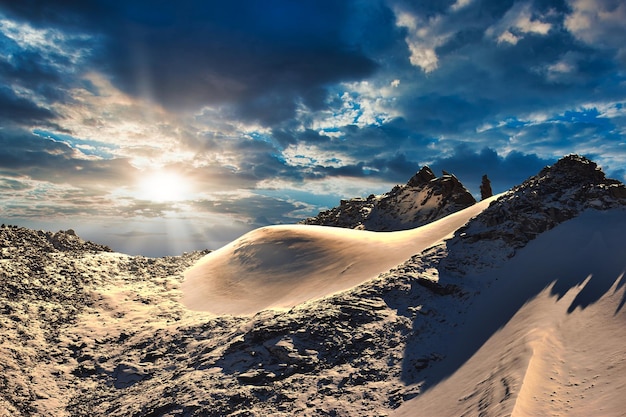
[300,166,476,230]
[0,155,625,416]
[443,154,626,274]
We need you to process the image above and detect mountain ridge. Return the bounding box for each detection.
[0,154,625,416]
[300,166,477,231]
[443,154,626,274]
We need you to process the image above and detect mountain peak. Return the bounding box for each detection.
[539,154,607,183]
[443,154,626,274]
[301,167,476,231]
[513,153,625,202]
[406,166,436,187]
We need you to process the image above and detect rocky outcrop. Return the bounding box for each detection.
[301,166,476,231]
[0,225,112,254]
[443,154,626,274]
[0,225,208,416]
[480,175,493,200]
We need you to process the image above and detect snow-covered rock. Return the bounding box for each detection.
[300,166,476,230]
[443,154,626,274]
[0,155,625,417]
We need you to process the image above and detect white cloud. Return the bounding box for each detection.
[394,9,452,73]
[450,0,474,12]
[406,43,440,72]
[307,80,401,136]
[0,16,92,70]
[256,176,392,202]
[283,143,355,169]
[52,73,198,169]
[566,0,626,62]
[497,31,520,45]
[486,2,552,45]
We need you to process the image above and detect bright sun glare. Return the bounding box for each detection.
[137,171,190,202]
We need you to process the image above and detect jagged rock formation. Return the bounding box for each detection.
[480,174,493,200]
[301,166,476,230]
[444,154,626,274]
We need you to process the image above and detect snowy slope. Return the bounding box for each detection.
[1,155,625,416]
[183,196,496,315]
[393,208,626,417]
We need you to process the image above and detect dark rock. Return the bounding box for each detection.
[301,166,476,230]
[480,174,493,200]
[407,166,436,187]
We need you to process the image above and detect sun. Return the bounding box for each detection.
[137,170,190,202]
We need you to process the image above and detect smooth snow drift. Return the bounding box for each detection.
[183,197,498,315]
[393,208,626,417]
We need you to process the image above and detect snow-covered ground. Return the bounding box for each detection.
[393,208,626,416]
[1,155,625,416]
[183,196,497,315]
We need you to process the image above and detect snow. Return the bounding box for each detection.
[1,163,625,416]
[392,208,626,416]
[182,196,498,315]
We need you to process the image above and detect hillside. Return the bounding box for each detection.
[0,155,625,416]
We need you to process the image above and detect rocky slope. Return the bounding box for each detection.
[0,155,625,416]
[443,154,626,274]
[0,226,209,416]
[300,166,476,230]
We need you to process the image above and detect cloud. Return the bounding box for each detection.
[0,13,94,128]
[394,8,449,72]
[428,146,556,195]
[0,85,57,125]
[1,1,379,125]
[0,129,136,186]
[565,0,626,64]
[190,193,307,226]
[485,2,552,45]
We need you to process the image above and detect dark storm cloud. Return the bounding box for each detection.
[428,146,555,195]
[272,128,332,148]
[302,152,421,184]
[0,86,57,125]
[0,0,379,125]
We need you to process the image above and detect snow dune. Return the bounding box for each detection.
[183,196,498,315]
[393,208,626,417]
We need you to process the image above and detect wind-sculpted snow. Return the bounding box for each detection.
[2,155,626,416]
[393,208,626,417]
[182,197,495,315]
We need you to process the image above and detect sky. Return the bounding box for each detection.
[0,0,625,256]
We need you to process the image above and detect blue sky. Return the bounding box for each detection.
[0,0,625,256]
